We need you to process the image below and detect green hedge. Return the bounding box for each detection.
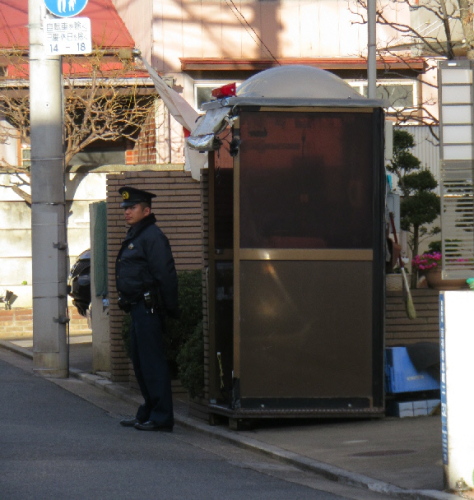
[165,269,202,377]
[176,320,204,398]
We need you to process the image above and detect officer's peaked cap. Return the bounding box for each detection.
[119,186,156,208]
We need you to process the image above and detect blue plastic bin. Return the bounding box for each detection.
[385,347,440,394]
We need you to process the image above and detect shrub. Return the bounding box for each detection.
[176,320,204,398]
[428,240,441,253]
[165,269,202,377]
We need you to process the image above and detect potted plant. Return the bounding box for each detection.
[411,251,442,274]
[412,251,467,290]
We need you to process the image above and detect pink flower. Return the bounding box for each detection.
[411,252,442,272]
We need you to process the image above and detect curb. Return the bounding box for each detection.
[0,340,33,359]
[73,369,458,500]
[0,340,456,500]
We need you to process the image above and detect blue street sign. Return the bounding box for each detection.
[44,0,88,18]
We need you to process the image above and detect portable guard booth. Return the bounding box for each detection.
[188,66,387,426]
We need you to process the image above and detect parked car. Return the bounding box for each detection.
[67,249,91,317]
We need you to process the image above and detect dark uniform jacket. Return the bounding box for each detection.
[116,214,179,315]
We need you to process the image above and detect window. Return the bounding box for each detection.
[21,146,31,169]
[347,80,417,110]
[194,82,242,110]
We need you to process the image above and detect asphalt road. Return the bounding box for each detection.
[0,347,393,500]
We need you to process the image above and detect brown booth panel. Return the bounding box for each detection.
[213,261,234,401]
[238,260,373,399]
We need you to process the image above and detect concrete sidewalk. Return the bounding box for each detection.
[0,336,457,500]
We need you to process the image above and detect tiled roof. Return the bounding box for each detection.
[0,0,136,49]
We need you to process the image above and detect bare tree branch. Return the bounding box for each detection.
[351,0,471,58]
[0,49,155,203]
[349,0,473,138]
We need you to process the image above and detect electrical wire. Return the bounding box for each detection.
[223,0,281,66]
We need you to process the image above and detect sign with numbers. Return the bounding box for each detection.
[44,0,88,18]
[44,17,92,55]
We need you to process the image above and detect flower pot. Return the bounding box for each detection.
[424,268,468,290]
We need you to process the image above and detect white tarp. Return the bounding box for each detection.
[141,57,207,180]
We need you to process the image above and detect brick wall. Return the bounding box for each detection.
[386,289,440,346]
[125,108,157,165]
[0,307,90,339]
[107,170,204,382]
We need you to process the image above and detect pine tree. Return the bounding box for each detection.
[387,129,440,286]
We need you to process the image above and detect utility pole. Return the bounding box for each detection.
[367,0,377,98]
[29,0,69,377]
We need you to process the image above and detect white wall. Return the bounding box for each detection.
[112,0,153,62]
[0,172,107,307]
[0,118,20,167]
[112,0,440,124]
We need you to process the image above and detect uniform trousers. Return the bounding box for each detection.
[129,301,174,426]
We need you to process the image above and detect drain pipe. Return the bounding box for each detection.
[367,0,377,99]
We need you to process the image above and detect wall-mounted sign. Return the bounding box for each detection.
[44,17,92,55]
[440,290,474,491]
[44,0,88,18]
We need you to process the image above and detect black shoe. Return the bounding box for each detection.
[120,418,141,427]
[134,420,173,432]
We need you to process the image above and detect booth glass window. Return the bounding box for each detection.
[239,110,376,249]
[212,135,234,250]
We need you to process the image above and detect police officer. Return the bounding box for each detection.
[116,186,179,432]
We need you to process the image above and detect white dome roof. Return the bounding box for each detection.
[237,65,363,100]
